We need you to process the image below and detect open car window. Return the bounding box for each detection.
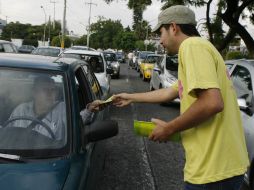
[0,69,68,157]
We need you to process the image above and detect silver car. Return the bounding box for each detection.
[150,54,179,103]
[227,59,254,189]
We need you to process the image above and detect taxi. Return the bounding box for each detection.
[140,54,162,81]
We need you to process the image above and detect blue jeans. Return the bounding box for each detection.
[184,175,244,190]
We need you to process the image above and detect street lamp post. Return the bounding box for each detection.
[41,6,47,46]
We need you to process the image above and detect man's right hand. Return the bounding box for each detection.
[112,93,132,107]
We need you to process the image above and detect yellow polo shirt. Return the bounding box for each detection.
[172,37,249,184]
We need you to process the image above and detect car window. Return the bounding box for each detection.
[145,56,160,64]
[62,53,104,73]
[231,65,253,105]
[0,69,68,157]
[104,53,117,62]
[82,65,102,99]
[2,43,16,53]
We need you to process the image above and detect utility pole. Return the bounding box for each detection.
[41,6,47,46]
[85,0,97,48]
[61,0,66,48]
[50,0,58,29]
[48,16,51,45]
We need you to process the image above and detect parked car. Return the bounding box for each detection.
[32,46,63,57]
[103,51,120,78]
[140,54,162,81]
[226,59,254,190]
[0,53,118,190]
[150,54,180,103]
[18,45,35,54]
[133,51,154,71]
[60,49,113,96]
[0,40,18,53]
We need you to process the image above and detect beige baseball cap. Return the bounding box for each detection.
[152,5,197,33]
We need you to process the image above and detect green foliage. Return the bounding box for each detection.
[225,51,247,60]
[1,21,62,45]
[135,40,145,51]
[89,18,124,49]
[23,39,38,47]
[114,31,137,51]
[74,35,87,46]
[51,36,72,48]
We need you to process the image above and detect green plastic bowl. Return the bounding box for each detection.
[133,120,181,142]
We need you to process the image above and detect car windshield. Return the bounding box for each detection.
[140,52,153,59]
[34,48,60,57]
[104,53,117,62]
[0,69,68,157]
[145,56,160,64]
[61,53,105,73]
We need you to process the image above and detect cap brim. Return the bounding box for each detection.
[152,23,162,33]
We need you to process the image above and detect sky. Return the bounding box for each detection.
[0,0,253,38]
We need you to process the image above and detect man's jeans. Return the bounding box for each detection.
[184,175,244,190]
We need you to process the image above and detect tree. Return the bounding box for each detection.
[113,31,137,51]
[74,35,87,46]
[160,0,254,57]
[51,35,72,48]
[89,18,124,49]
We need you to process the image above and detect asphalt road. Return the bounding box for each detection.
[92,63,249,190]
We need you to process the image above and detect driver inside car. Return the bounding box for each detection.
[8,76,104,140]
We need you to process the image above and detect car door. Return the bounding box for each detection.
[230,65,254,162]
[154,55,164,89]
[72,66,96,189]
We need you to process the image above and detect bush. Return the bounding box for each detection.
[225,51,246,60]
[23,39,38,47]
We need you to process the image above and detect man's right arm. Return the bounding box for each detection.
[113,86,178,107]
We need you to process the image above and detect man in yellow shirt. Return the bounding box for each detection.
[113,5,249,190]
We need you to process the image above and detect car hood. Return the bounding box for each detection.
[0,159,70,190]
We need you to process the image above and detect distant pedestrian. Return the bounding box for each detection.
[113,5,249,190]
[127,52,134,69]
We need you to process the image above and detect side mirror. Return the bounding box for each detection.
[85,120,118,143]
[153,67,161,74]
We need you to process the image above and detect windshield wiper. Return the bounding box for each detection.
[0,153,25,163]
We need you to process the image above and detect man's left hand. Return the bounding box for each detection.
[149,118,173,142]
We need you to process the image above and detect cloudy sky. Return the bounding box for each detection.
[0,0,253,37]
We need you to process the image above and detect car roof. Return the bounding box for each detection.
[63,49,102,56]
[36,46,62,49]
[0,53,79,71]
[0,40,13,44]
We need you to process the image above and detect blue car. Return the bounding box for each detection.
[0,54,118,190]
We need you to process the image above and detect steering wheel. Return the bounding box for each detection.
[3,116,55,139]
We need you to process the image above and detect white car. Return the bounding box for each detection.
[150,54,179,103]
[60,49,112,96]
[226,59,254,190]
